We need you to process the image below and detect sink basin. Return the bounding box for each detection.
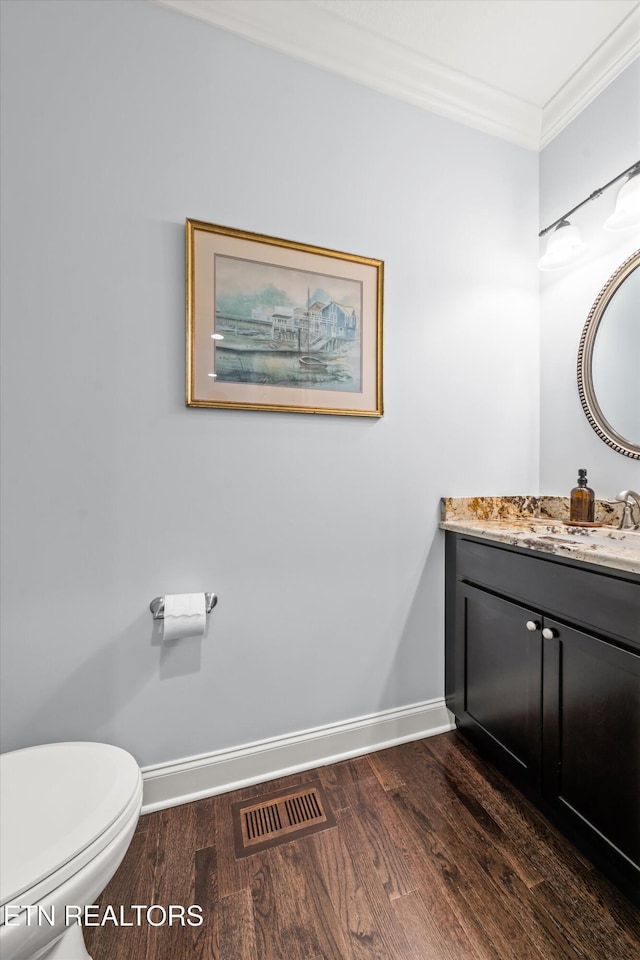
[578,530,640,549]
[545,528,640,551]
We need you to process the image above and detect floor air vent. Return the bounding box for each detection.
[232,780,335,858]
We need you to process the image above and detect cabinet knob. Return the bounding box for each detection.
[542,627,557,640]
[525,620,540,631]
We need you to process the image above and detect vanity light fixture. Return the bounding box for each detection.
[538,160,640,270]
[605,166,640,231]
[538,219,586,271]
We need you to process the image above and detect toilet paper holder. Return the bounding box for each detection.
[149,593,218,620]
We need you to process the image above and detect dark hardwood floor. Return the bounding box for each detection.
[84,731,640,959]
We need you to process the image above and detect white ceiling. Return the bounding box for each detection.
[155,0,640,150]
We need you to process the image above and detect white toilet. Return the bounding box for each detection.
[0,742,143,960]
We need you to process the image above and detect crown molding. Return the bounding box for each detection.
[154,0,638,152]
[541,5,640,149]
[154,0,540,148]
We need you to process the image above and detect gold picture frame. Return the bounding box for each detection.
[186,220,383,416]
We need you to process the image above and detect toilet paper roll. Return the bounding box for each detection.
[163,593,206,641]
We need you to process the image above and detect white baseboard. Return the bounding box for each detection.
[141,698,455,813]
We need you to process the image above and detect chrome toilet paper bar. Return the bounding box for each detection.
[149,593,218,620]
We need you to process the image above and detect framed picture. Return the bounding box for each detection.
[186,220,383,416]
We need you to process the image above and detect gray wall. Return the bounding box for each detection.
[1,0,539,766]
[539,60,640,498]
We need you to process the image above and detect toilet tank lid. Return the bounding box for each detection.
[0,742,141,907]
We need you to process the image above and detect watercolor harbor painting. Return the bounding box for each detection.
[187,221,383,416]
[213,255,362,392]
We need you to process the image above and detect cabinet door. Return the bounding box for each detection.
[542,619,640,892]
[457,584,542,788]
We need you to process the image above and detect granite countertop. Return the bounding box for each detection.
[440,496,640,576]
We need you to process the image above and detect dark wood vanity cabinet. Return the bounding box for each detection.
[445,533,640,904]
[456,584,543,787]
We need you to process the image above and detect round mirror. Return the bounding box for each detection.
[577,249,640,459]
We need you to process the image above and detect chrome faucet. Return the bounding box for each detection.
[615,490,640,530]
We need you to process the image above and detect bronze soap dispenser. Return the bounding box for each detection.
[570,468,595,523]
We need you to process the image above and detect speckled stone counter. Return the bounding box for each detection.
[440,496,640,575]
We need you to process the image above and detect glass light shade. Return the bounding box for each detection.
[538,220,587,271]
[604,172,640,231]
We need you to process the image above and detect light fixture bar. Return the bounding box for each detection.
[539,160,640,238]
